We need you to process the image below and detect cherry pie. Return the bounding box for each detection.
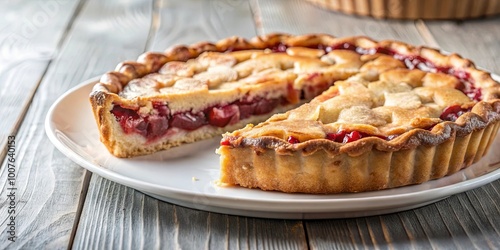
[90,34,500,193]
[91,34,357,157]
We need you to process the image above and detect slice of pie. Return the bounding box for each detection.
[91,34,358,157]
[216,35,500,193]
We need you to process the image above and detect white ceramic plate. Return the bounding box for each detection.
[45,77,500,219]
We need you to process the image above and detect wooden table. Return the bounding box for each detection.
[1,0,500,249]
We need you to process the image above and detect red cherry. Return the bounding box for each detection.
[111,105,147,136]
[343,131,362,143]
[465,86,482,102]
[170,112,206,131]
[440,105,468,121]
[327,130,385,143]
[331,42,357,51]
[452,69,471,81]
[287,136,300,144]
[355,47,372,55]
[124,116,147,136]
[207,105,240,127]
[271,43,287,52]
[237,102,255,120]
[220,139,231,146]
[326,130,348,143]
[253,98,279,115]
[146,115,169,139]
[326,132,339,142]
[435,66,451,74]
[374,47,395,56]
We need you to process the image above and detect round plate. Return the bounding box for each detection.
[45,77,500,219]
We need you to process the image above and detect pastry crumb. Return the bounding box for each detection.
[192,177,199,181]
[215,180,234,187]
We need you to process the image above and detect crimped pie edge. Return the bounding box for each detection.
[218,121,500,193]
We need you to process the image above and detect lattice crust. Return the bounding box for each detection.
[90,33,500,161]
[233,68,497,138]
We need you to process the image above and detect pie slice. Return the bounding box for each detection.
[91,34,363,157]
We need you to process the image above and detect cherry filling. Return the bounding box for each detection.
[327,130,363,143]
[270,43,288,53]
[111,103,170,140]
[320,43,465,77]
[207,105,239,127]
[466,87,482,102]
[331,42,357,51]
[325,42,484,126]
[111,106,147,136]
[325,130,388,144]
[111,96,284,140]
[220,139,231,146]
[326,130,348,142]
[456,80,482,102]
[301,81,331,100]
[269,42,482,104]
[170,112,206,131]
[250,41,480,103]
[440,105,471,121]
[269,42,482,101]
[287,136,300,144]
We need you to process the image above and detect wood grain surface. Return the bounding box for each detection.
[424,18,500,73]
[148,0,257,50]
[0,0,81,162]
[0,0,154,248]
[256,0,426,44]
[74,177,307,249]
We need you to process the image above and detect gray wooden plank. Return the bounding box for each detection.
[423,18,500,73]
[0,0,81,163]
[149,0,258,50]
[255,0,426,44]
[306,192,500,250]
[75,177,308,249]
[0,0,154,248]
[73,0,307,249]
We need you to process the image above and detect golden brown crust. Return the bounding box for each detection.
[90,33,499,96]
[219,122,500,193]
[223,100,500,155]
[219,120,500,194]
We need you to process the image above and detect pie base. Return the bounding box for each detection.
[219,121,500,194]
[93,100,300,157]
